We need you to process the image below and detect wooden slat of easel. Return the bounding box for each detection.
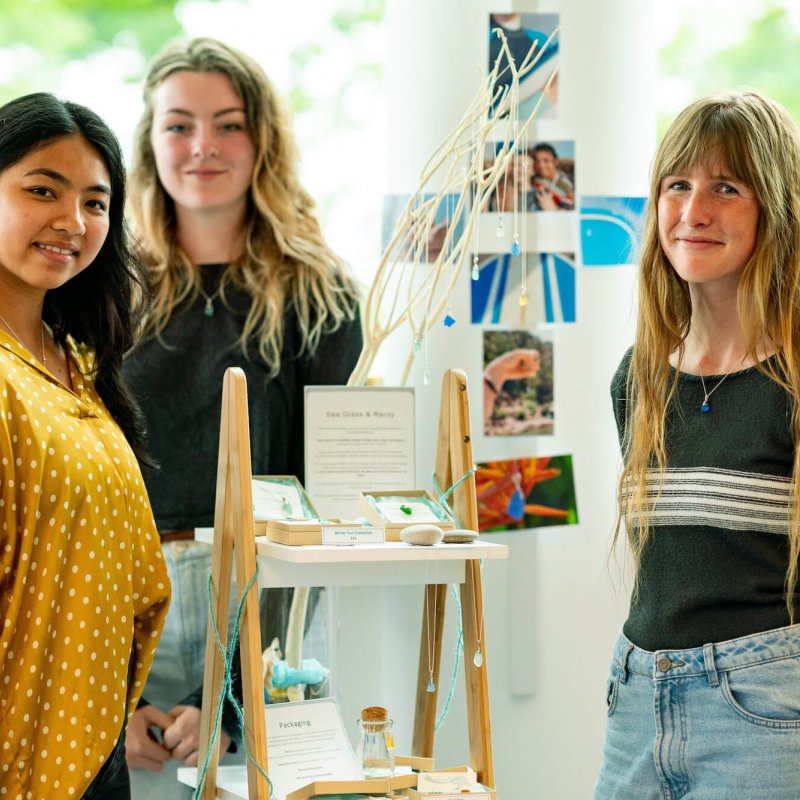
[197,368,269,799]
[411,369,495,788]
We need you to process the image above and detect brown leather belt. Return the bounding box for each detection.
[160,529,195,543]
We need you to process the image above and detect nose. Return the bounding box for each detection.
[52,200,86,237]
[681,188,711,227]
[191,128,220,158]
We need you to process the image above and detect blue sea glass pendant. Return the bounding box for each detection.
[204,300,215,317]
[510,238,521,256]
[443,313,456,328]
[701,401,710,413]
[413,338,421,354]
[507,488,525,520]
[427,679,436,693]
[471,255,479,281]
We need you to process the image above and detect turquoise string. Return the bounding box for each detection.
[435,585,463,732]
[431,465,478,524]
[429,466,478,731]
[194,567,274,800]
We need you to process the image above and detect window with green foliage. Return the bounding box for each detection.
[657,1,800,137]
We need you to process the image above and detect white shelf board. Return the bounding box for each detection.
[194,528,508,588]
[178,766,246,799]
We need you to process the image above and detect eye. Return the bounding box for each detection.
[219,122,244,133]
[165,123,189,134]
[667,180,690,191]
[86,199,108,212]
[28,186,55,198]
[718,183,740,195]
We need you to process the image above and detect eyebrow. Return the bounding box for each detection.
[162,107,246,118]
[23,168,111,196]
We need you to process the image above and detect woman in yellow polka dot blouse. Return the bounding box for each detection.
[0,94,170,798]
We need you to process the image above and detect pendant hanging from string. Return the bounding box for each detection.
[471,560,485,669]
[699,370,730,413]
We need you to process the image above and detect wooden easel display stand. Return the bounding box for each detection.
[196,367,495,799]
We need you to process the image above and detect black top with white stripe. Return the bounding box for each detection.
[612,349,798,650]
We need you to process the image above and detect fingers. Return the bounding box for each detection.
[161,706,233,767]
[125,706,173,772]
[163,705,201,758]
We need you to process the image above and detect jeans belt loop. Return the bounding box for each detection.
[619,642,634,684]
[703,642,720,687]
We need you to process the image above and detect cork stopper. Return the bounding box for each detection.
[360,705,388,722]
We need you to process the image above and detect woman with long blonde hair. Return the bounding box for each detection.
[122,37,361,795]
[595,92,800,798]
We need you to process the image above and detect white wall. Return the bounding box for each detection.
[334,2,655,797]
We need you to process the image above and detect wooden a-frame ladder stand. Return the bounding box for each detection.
[196,367,495,799]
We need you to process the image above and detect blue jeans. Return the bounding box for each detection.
[131,542,242,800]
[595,625,800,799]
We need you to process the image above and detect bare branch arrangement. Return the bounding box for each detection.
[348,27,560,387]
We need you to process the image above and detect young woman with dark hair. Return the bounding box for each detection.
[0,92,170,798]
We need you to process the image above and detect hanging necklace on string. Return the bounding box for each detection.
[699,370,731,413]
[0,310,46,367]
[471,560,486,668]
[197,283,222,317]
[424,554,439,692]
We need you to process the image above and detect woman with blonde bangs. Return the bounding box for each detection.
[122,37,362,795]
[595,92,800,799]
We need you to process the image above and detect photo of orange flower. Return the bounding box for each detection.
[476,455,578,532]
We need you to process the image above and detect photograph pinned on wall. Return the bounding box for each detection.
[471,252,575,326]
[580,195,646,266]
[382,193,465,263]
[488,13,560,120]
[483,329,554,436]
[476,455,578,532]
[481,140,575,213]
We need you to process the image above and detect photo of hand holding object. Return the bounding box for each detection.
[483,348,541,423]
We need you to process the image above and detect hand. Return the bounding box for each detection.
[126,705,174,772]
[163,705,232,767]
[534,185,558,211]
[486,348,541,384]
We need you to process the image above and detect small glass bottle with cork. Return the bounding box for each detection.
[356,705,395,779]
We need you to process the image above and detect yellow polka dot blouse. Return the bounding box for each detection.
[0,331,170,797]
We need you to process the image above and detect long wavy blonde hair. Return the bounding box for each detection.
[129,37,359,373]
[617,91,800,615]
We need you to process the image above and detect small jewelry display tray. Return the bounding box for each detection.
[359,490,455,542]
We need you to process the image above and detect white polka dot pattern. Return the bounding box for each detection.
[0,332,171,797]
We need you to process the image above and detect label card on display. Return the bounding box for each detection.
[304,386,416,519]
[264,698,357,798]
[321,526,385,545]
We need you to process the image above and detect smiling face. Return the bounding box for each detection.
[533,149,558,180]
[0,134,110,300]
[657,159,760,291]
[149,70,256,221]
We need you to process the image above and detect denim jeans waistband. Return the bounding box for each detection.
[614,624,800,684]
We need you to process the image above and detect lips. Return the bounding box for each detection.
[35,242,78,256]
[674,236,723,249]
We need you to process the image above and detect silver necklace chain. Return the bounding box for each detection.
[699,370,730,413]
[0,310,46,367]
